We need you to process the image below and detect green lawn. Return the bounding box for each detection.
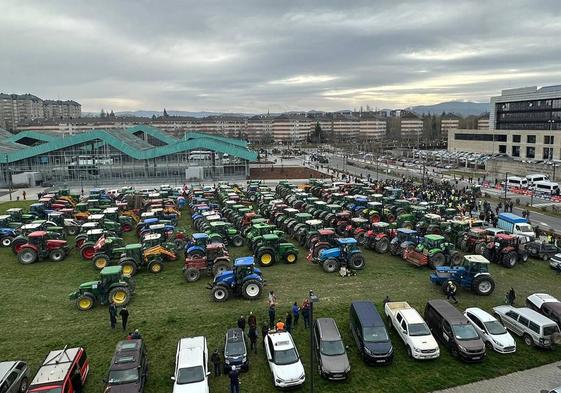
[2,199,561,393]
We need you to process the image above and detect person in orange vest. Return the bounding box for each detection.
[276,319,285,331]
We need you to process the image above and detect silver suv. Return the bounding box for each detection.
[314,318,350,380]
[493,305,561,348]
[0,361,30,393]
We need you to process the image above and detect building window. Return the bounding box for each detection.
[526,146,535,158]
[545,135,555,144]
[527,135,536,143]
[512,146,520,157]
[543,147,553,160]
[499,145,507,153]
[512,135,521,143]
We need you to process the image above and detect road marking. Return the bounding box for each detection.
[540,222,550,227]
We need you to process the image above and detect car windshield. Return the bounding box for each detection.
[484,320,507,335]
[274,348,299,365]
[176,366,204,384]
[518,224,533,232]
[363,326,389,343]
[544,325,560,336]
[108,368,139,384]
[408,323,431,337]
[29,389,62,393]
[452,324,480,340]
[225,341,246,357]
[320,340,346,356]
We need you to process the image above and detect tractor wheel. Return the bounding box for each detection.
[307,235,319,249]
[450,251,462,266]
[474,242,486,255]
[49,249,66,262]
[18,377,28,393]
[211,285,230,302]
[92,254,110,270]
[109,286,131,306]
[356,233,367,247]
[174,238,186,250]
[1,236,13,247]
[184,268,201,282]
[369,214,381,224]
[349,253,365,270]
[148,258,164,274]
[256,249,275,267]
[472,275,495,296]
[322,258,340,273]
[242,279,263,300]
[75,237,85,249]
[375,238,390,254]
[120,258,138,276]
[429,253,446,268]
[76,293,95,311]
[519,251,529,263]
[390,242,399,256]
[18,248,38,265]
[502,251,518,268]
[80,244,95,260]
[66,226,79,236]
[543,254,550,261]
[231,235,243,247]
[285,252,298,264]
[212,260,230,276]
[459,239,468,252]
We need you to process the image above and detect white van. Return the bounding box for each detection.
[532,180,559,195]
[526,174,549,186]
[172,336,210,393]
[506,176,528,189]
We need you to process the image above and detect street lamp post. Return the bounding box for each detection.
[309,290,319,393]
[5,154,12,201]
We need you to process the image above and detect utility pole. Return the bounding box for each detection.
[309,290,319,393]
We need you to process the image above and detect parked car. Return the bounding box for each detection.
[313,318,351,380]
[493,305,561,348]
[28,347,89,393]
[549,253,561,270]
[525,241,560,261]
[264,330,305,389]
[172,337,210,393]
[223,328,249,373]
[464,307,516,353]
[526,293,561,327]
[349,301,393,365]
[384,302,439,360]
[0,361,29,393]
[424,300,485,362]
[104,339,148,393]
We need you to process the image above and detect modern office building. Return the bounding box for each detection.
[490,85,561,131]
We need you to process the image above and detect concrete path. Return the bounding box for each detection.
[432,361,561,393]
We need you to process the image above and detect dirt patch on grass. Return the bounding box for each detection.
[249,166,328,180]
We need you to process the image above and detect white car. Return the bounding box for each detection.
[172,336,210,393]
[464,308,516,354]
[264,331,305,389]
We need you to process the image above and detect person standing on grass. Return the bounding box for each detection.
[292,302,300,327]
[22,190,26,200]
[119,306,129,331]
[445,281,458,304]
[248,311,257,330]
[237,315,246,332]
[285,312,293,333]
[211,349,221,377]
[301,299,311,328]
[507,288,516,306]
[248,324,258,354]
[229,366,240,393]
[261,323,269,348]
[109,301,117,330]
[268,300,276,329]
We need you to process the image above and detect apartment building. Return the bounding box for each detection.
[478,116,490,130]
[440,115,460,139]
[43,100,82,120]
[272,114,310,143]
[358,114,386,140]
[400,112,423,141]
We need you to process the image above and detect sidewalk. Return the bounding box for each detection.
[432,361,561,393]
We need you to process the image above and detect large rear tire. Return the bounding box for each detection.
[80,244,95,260]
[450,251,462,266]
[256,249,275,267]
[18,248,38,265]
[474,242,486,255]
[349,253,365,270]
[502,251,517,268]
[212,259,231,276]
[375,237,390,254]
[472,275,495,296]
[184,267,201,282]
[322,258,340,273]
[109,286,131,306]
[242,279,263,300]
[92,253,110,270]
[429,252,446,268]
[119,258,138,277]
[231,235,243,247]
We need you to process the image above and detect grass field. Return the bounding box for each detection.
[2,199,561,393]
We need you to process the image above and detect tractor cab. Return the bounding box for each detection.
[0,214,18,229]
[305,219,323,231]
[295,212,313,224]
[430,255,495,296]
[206,242,229,260]
[209,221,236,236]
[262,233,281,247]
[88,214,106,223]
[395,228,418,244]
[336,237,359,253]
[325,204,342,214]
[317,229,336,243]
[410,206,427,220]
[142,233,163,248]
[233,256,259,282]
[6,208,24,222]
[86,228,105,241]
[46,211,65,227]
[79,222,99,233]
[419,234,447,252]
[443,207,458,219]
[370,221,391,235]
[424,213,442,224]
[349,217,370,231]
[19,222,43,235]
[75,202,89,213]
[336,211,351,220]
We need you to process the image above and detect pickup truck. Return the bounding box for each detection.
[497,213,535,240]
[526,293,561,326]
[384,301,440,360]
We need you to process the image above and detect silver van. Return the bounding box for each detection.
[0,361,30,393]
[493,305,561,348]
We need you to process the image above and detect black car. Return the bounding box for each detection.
[526,241,560,261]
[349,301,393,365]
[223,328,249,372]
[104,339,148,393]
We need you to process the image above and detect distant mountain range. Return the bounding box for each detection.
[407,101,489,116]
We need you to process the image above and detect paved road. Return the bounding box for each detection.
[432,361,561,393]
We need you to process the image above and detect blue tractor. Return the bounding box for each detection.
[184,233,210,258]
[314,237,365,273]
[0,226,17,247]
[208,256,264,302]
[430,254,496,296]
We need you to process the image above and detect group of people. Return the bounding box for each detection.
[267,291,312,332]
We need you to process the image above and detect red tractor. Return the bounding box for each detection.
[183,243,232,282]
[483,233,529,268]
[345,217,371,245]
[458,227,488,255]
[16,230,70,265]
[364,222,395,253]
[306,229,339,260]
[334,211,353,236]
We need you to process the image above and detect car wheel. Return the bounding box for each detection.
[19,378,28,393]
[523,333,534,346]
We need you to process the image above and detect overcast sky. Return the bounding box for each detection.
[2,0,561,113]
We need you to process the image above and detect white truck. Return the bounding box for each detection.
[384,302,440,360]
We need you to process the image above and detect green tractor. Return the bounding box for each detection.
[92,242,175,276]
[403,234,462,268]
[206,221,244,247]
[290,212,314,238]
[245,223,285,251]
[69,266,135,311]
[102,207,135,232]
[295,219,325,247]
[415,213,444,236]
[79,231,122,260]
[395,213,416,230]
[254,233,299,267]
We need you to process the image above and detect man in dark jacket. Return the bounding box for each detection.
[446,281,458,304]
[211,349,221,376]
[119,306,129,331]
[248,325,258,354]
[237,315,246,332]
[247,312,257,329]
[229,366,240,393]
[109,301,117,329]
